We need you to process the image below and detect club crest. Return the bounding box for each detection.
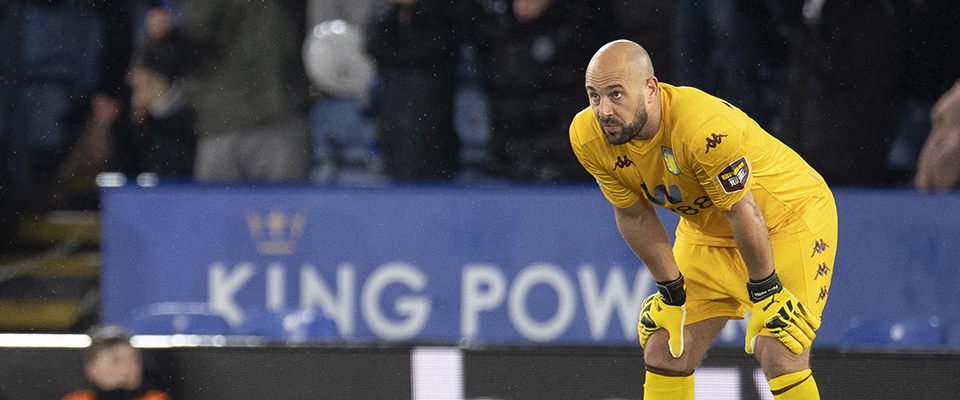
[662,147,680,175]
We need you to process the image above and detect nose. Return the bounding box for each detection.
[596,98,614,119]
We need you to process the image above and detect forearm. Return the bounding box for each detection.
[724,191,775,281]
[615,201,680,282]
[915,126,960,191]
[915,81,960,191]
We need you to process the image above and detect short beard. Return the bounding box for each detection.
[601,102,648,145]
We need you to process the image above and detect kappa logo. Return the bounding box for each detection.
[705,133,728,153]
[613,155,635,170]
[811,239,830,258]
[814,263,830,280]
[817,287,828,303]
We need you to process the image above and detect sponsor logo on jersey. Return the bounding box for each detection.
[613,155,634,170]
[716,157,749,193]
[640,183,683,206]
[662,147,680,175]
[705,133,728,153]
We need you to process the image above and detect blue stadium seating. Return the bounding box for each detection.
[946,325,960,347]
[840,316,944,348]
[234,308,338,342]
[126,302,230,336]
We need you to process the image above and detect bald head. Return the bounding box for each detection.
[586,40,655,83]
[584,40,661,143]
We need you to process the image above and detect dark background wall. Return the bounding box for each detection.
[2,344,958,399]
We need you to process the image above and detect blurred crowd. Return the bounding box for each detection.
[0,0,958,230]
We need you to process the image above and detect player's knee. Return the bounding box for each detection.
[643,351,700,374]
[644,362,695,379]
[753,336,810,379]
[642,329,701,372]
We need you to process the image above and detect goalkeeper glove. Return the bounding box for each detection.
[638,273,686,358]
[744,271,820,354]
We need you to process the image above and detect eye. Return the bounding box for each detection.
[612,91,623,99]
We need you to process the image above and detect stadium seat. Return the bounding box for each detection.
[234,308,338,342]
[840,316,944,348]
[126,302,230,336]
[946,325,960,347]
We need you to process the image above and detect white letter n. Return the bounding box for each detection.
[300,264,355,337]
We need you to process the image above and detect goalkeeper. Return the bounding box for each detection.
[570,40,837,400]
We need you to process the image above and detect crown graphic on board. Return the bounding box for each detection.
[245,210,306,255]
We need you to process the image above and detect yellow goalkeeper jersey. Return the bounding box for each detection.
[570,83,834,246]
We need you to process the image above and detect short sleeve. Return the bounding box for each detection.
[690,116,751,211]
[570,122,641,209]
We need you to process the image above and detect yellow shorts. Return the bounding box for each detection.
[673,211,838,327]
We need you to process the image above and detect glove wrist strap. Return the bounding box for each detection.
[747,271,782,302]
[656,274,686,306]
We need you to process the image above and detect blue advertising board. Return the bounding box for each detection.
[101,185,960,347]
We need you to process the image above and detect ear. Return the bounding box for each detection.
[645,76,660,99]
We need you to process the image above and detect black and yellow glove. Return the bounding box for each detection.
[744,271,820,354]
[638,274,686,358]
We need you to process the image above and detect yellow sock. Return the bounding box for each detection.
[768,369,819,400]
[643,365,694,400]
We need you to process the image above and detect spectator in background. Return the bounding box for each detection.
[465,0,611,181]
[365,0,464,179]
[306,0,380,181]
[887,0,960,184]
[52,4,193,210]
[772,0,904,186]
[914,79,960,192]
[157,0,314,182]
[52,89,126,210]
[671,0,786,127]
[62,325,170,400]
[0,0,136,213]
[126,8,195,178]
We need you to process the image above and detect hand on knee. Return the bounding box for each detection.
[643,316,729,376]
[643,329,698,374]
[753,335,810,379]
